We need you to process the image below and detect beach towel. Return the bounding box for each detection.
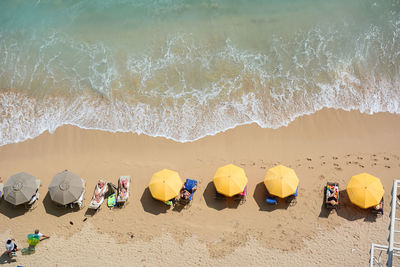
[107,193,116,207]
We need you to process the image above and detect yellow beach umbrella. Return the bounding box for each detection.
[264,165,299,198]
[213,164,248,197]
[149,169,183,202]
[346,173,384,209]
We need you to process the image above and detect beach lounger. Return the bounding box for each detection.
[117,176,130,206]
[234,185,247,204]
[325,182,339,210]
[0,182,3,198]
[178,179,198,206]
[88,180,108,210]
[25,179,41,209]
[72,179,85,209]
[371,198,384,216]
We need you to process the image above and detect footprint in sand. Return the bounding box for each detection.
[260,166,266,169]
[346,161,352,165]
[384,157,390,160]
[321,162,326,165]
[333,163,339,167]
[345,154,351,157]
[306,158,312,161]
[320,155,325,158]
[359,165,364,168]
[335,167,343,171]
[297,164,302,167]
[385,165,391,168]
[308,166,314,169]
[357,156,363,160]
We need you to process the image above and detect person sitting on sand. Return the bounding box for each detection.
[94,180,106,203]
[5,238,19,256]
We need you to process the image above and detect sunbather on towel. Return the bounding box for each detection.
[94,181,106,203]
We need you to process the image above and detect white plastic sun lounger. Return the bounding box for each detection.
[117,176,130,203]
[88,181,108,210]
[0,183,4,198]
[72,179,86,209]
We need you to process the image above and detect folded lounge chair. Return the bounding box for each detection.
[88,180,108,210]
[117,176,130,205]
[325,182,339,210]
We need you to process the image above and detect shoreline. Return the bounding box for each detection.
[1,108,400,265]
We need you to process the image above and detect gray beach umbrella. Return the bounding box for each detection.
[4,172,39,205]
[48,171,84,205]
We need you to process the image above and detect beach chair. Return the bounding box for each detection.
[234,185,247,204]
[117,176,130,207]
[0,182,3,198]
[25,179,41,210]
[371,198,384,216]
[286,187,298,206]
[178,179,198,207]
[88,180,108,210]
[265,189,278,205]
[72,179,86,209]
[325,182,339,210]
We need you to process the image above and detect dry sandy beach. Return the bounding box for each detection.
[1,108,400,266]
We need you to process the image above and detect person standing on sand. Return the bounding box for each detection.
[34,229,50,240]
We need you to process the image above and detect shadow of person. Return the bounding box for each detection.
[0,199,29,219]
[0,251,16,264]
[43,192,76,217]
[140,187,170,215]
[318,186,332,218]
[336,190,369,221]
[252,182,290,211]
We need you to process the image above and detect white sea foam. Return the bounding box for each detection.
[1,4,400,146]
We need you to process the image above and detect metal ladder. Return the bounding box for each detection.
[388,180,400,266]
[370,180,400,267]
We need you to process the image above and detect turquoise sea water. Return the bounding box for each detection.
[0,0,399,145]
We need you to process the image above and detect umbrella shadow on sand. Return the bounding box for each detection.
[253,182,290,211]
[0,251,16,264]
[335,190,377,222]
[43,192,77,217]
[202,182,240,210]
[140,187,170,215]
[0,200,29,219]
